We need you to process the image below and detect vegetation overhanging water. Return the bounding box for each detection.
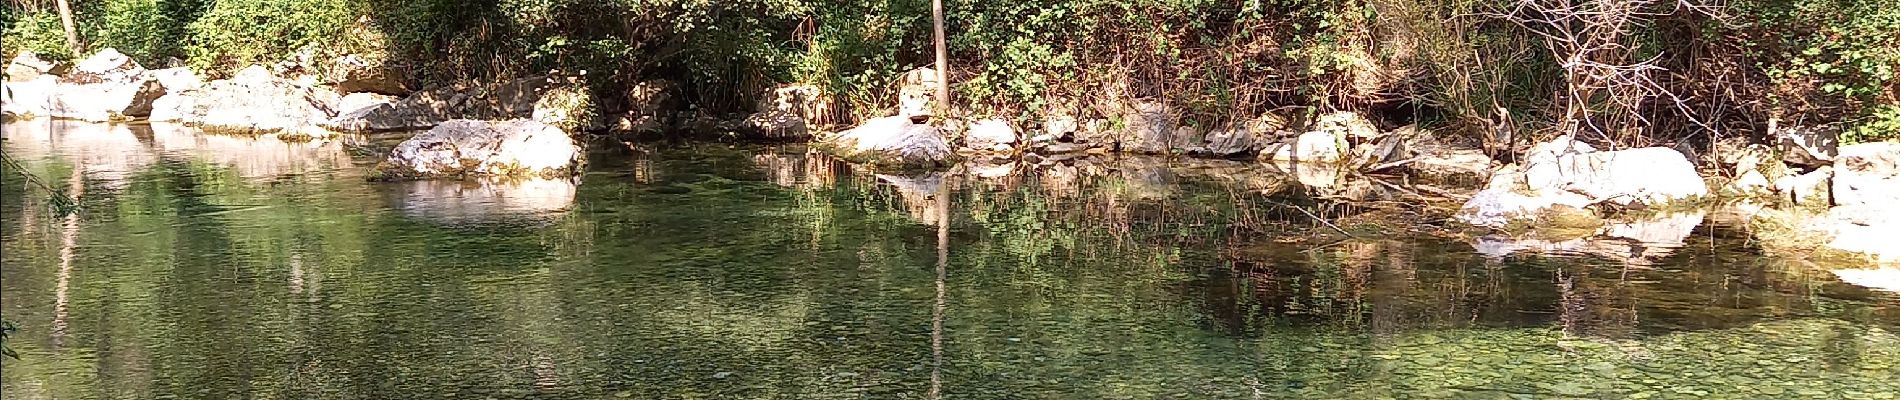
[1,121,1896,399]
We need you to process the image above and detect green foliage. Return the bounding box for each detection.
[184,0,355,73]
[0,0,1888,144]
[91,0,206,63]
[534,83,598,132]
[1844,104,1900,144]
[1736,0,1900,131]
[1,12,75,61]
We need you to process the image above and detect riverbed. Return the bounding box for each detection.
[2,120,1896,399]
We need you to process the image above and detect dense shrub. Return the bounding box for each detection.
[184,0,356,73]
[1,12,75,61]
[0,0,1891,143]
[1734,0,1900,143]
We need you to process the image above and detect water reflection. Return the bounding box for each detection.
[2,120,157,190]
[382,177,580,225]
[2,120,352,185]
[148,123,352,181]
[3,134,1897,399]
[1473,211,1708,266]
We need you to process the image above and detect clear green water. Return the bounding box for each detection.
[2,121,1896,399]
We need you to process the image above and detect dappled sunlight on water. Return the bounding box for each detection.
[2,123,1896,399]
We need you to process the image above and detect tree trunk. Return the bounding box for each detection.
[55,0,82,54]
[931,0,949,112]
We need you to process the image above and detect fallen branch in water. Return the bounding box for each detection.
[1,148,78,216]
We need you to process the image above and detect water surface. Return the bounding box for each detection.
[3,120,1896,399]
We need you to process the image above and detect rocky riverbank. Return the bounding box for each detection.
[4,50,1894,267]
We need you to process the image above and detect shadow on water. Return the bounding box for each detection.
[2,121,1897,399]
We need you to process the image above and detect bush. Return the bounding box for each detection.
[1735,0,1900,141]
[2,12,76,61]
[184,0,355,74]
[91,0,208,63]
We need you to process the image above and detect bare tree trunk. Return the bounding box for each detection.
[54,0,82,54]
[931,0,950,112]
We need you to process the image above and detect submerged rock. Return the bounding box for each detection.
[377,119,582,179]
[821,115,952,168]
[1455,137,1708,227]
[151,65,337,135]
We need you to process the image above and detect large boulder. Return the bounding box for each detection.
[1818,205,1900,263]
[627,80,678,116]
[822,115,952,168]
[1455,137,1709,227]
[1776,122,1839,168]
[1116,100,1177,154]
[5,51,61,82]
[44,77,166,121]
[322,53,406,95]
[326,74,555,132]
[1263,130,1346,163]
[377,119,582,179]
[69,48,144,82]
[333,92,396,115]
[150,67,202,92]
[35,49,165,122]
[1832,142,1900,207]
[740,110,810,139]
[1194,113,1291,157]
[753,83,834,123]
[151,65,337,134]
[964,118,1017,152]
[1314,111,1380,141]
[0,75,56,117]
[1040,114,1079,141]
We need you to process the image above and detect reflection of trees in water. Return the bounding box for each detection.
[51,162,83,350]
[7,141,1898,398]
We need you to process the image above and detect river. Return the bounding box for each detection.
[2,120,1895,399]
